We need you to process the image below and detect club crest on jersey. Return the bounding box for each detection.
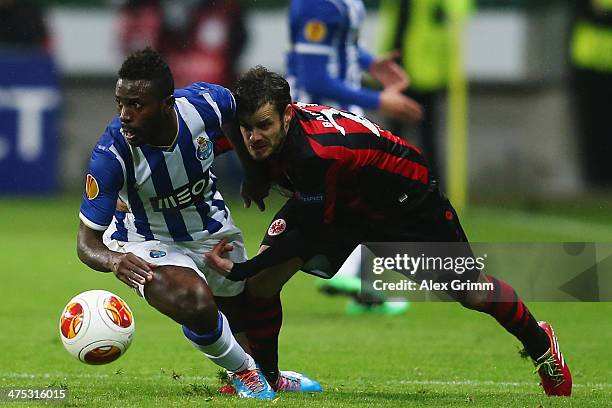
[196,136,213,160]
[85,174,99,200]
[268,219,287,236]
[149,250,167,258]
[304,20,327,43]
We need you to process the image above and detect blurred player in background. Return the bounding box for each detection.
[208,66,573,397]
[378,0,473,179]
[287,0,422,121]
[76,49,320,399]
[117,0,247,88]
[287,0,424,315]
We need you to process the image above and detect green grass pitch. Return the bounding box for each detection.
[1,194,611,407]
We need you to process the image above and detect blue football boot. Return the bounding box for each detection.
[230,366,276,399]
[276,370,322,392]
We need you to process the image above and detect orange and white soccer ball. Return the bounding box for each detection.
[59,290,135,365]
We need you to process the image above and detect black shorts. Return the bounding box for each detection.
[261,188,475,282]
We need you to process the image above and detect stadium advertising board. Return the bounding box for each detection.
[0,52,60,193]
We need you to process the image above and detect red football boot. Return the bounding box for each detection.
[534,321,572,396]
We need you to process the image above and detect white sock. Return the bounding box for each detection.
[186,313,256,373]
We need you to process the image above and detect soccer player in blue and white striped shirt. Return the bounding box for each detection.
[76,48,281,399]
[287,0,423,120]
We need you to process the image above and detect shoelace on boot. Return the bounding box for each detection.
[277,374,300,391]
[534,353,565,387]
[236,370,266,394]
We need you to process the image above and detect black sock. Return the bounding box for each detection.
[481,276,550,360]
[245,292,282,385]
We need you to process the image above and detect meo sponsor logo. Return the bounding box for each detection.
[150,176,208,211]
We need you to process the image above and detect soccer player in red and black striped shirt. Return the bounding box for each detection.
[209,66,572,396]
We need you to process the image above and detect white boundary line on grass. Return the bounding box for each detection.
[0,373,216,381]
[2,372,611,389]
[385,379,612,389]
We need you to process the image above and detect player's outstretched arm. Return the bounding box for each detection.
[77,221,155,289]
[206,230,310,282]
[297,53,379,110]
[297,53,423,122]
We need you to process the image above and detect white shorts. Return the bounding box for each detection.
[103,234,247,298]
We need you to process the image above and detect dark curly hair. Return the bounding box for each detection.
[234,66,291,120]
[118,47,174,98]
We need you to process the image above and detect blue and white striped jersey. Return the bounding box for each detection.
[79,82,238,243]
[287,0,376,115]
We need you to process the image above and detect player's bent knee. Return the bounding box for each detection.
[174,285,217,318]
[144,265,218,327]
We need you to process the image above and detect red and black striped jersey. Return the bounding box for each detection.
[268,102,431,224]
